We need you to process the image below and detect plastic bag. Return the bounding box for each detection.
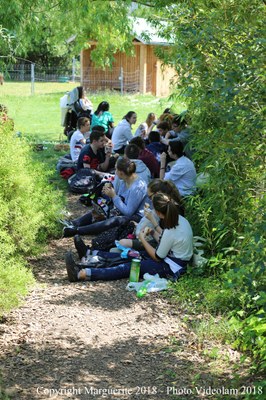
[126,273,169,297]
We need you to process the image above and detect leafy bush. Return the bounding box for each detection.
[151,0,265,373]
[0,119,64,316]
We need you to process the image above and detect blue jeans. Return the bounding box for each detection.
[85,251,187,281]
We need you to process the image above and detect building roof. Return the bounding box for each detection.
[131,17,169,46]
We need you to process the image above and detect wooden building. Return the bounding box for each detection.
[81,18,176,97]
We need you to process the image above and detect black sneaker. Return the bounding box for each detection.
[63,226,78,238]
[65,251,80,282]
[74,235,88,259]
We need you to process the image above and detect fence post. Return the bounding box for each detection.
[31,63,35,95]
[72,57,76,82]
[119,67,124,95]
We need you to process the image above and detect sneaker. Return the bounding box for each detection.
[65,251,80,282]
[63,226,78,238]
[59,219,75,228]
[74,235,88,259]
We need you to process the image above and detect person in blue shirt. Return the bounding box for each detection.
[62,157,150,237]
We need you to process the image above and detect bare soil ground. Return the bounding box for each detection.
[0,195,252,400]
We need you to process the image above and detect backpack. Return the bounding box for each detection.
[56,154,76,173]
[67,168,98,194]
[91,221,136,251]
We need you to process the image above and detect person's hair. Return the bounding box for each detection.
[163,107,172,114]
[116,156,136,176]
[77,86,84,99]
[168,141,184,158]
[125,143,140,159]
[148,179,184,216]
[90,130,105,142]
[95,101,110,115]
[152,193,179,229]
[130,136,145,150]
[157,121,171,132]
[158,113,174,125]
[123,111,136,122]
[148,130,160,143]
[172,115,187,128]
[146,112,156,127]
[77,117,90,130]
[91,125,105,134]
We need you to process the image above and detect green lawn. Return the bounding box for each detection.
[0,82,186,142]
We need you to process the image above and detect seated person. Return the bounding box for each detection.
[70,117,90,162]
[134,112,156,141]
[130,136,160,178]
[72,178,185,260]
[146,130,167,162]
[91,101,114,139]
[156,120,172,139]
[77,129,113,176]
[62,157,150,238]
[160,141,197,197]
[112,111,137,154]
[65,192,193,282]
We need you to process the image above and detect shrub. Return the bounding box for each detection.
[0,118,64,316]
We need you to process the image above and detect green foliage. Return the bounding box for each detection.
[148,0,266,372]
[0,118,64,316]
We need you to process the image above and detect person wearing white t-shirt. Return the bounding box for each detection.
[112,111,137,154]
[65,192,193,282]
[70,117,90,162]
[160,141,196,196]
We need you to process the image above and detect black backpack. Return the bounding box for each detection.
[68,168,98,194]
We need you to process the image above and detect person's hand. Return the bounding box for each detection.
[102,184,116,198]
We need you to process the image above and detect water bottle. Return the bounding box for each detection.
[136,280,151,298]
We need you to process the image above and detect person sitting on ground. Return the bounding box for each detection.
[113,143,151,192]
[91,101,114,139]
[76,129,113,175]
[62,157,150,238]
[160,141,197,197]
[112,111,137,154]
[146,130,168,162]
[163,113,194,159]
[156,120,172,139]
[70,117,90,162]
[65,192,193,282]
[134,112,156,141]
[130,136,160,178]
[72,178,185,260]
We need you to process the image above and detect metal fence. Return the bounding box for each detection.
[5,63,80,83]
[3,62,148,94]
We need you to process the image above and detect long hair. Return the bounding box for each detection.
[152,193,179,229]
[123,111,136,122]
[148,179,184,216]
[95,101,109,115]
[146,112,156,127]
[116,156,136,176]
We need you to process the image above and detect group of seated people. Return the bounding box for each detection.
[62,96,198,285]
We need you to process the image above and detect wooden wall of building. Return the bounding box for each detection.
[81,42,175,96]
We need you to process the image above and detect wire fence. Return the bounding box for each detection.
[3,63,150,94]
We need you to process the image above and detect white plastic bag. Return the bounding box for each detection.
[126,273,169,294]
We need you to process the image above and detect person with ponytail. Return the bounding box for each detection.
[62,156,150,238]
[111,111,137,154]
[65,192,193,283]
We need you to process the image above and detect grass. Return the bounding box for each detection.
[0,82,186,143]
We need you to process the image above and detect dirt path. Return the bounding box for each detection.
[0,196,248,400]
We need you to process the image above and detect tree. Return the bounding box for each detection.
[0,0,135,67]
